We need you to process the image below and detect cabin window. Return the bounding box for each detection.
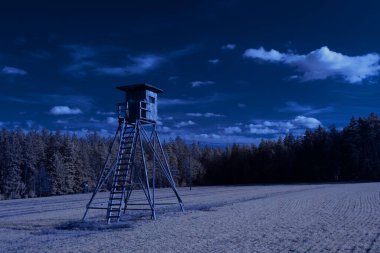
[149,96,155,104]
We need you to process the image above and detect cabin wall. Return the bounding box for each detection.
[123,90,158,122]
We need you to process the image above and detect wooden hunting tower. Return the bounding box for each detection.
[83,83,184,224]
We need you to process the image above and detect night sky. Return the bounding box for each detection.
[1,0,380,144]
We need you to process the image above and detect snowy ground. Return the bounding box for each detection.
[0,183,379,252]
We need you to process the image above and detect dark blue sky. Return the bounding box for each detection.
[1,0,380,144]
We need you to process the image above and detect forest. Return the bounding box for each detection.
[0,113,379,200]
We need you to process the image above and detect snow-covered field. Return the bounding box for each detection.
[0,183,379,252]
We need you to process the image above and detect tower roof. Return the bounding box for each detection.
[116,83,163,94]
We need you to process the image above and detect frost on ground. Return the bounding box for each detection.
[0,183,379,253]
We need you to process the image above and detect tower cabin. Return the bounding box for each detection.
[116,83,163,124]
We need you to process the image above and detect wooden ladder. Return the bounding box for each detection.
[106,124,136,224]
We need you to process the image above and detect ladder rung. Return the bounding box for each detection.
[117,162,130,166]
[110,198,123,200]
[113,179,127,182]
[107,216,120,219]
[116,167,129,171]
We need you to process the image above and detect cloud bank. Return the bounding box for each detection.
[247,116,322,135]
[243,46,380,83]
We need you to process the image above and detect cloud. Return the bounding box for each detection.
[96,111,116,115]
[247,116,322,135]
[194,133,262,145]
[175,120,196,128]
[89,118,100,122]
[208,59,220,64]
[243,46,380,83]
[198,133,221,139]
[45,94,94,110]
[292,116,321,128]
[222,44,236,50]
[158,126,171,133]
[224,126,242,134]
[56,119,68,124]
[64,45,96,61]
[64,45,194,78]
[96,55,164,76]
[277,101,333,115]
[247,125,279,134]
[191,80,215,87]
[238,103,246,108]
[1,66,27,75]
[50,106,82,115]
[186,112,224,118]
[106,117,118,125]
[160,98,196,106]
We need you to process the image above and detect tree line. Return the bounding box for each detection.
[0,113,379,199]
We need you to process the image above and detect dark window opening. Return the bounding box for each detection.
[149,96,155,104]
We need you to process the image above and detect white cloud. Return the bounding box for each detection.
[1,66,27,75]
[50,106,82,115]
[243,46,380,83]
[293,116,321,128]
[159,126,171,133]
[56,119,68,124]
[222,44,236,50]
[186,112,224,117]
[160,98,195,106]
[247,116,322,135]
[238,103,246,108]
[224,126,242,134]
[174,120,196,128]
[191,80,215,87]
[244,48,283,61]
[89,118,100,122]
[247,125,279,134]
[96,111,116,115]
[186,112,202,117]
[198,133,221,139]
[160,95,220,107]
[208,59,220,64]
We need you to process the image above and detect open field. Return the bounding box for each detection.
[0,183,379,252]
